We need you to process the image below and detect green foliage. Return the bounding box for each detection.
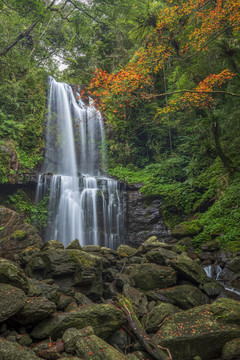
[193,175,240,251]
[7,189,49,232]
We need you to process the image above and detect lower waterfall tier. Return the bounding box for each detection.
[36,174,125,249]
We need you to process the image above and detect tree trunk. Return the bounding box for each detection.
[210,113,234,175]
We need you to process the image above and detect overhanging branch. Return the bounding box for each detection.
[144,89,240,99]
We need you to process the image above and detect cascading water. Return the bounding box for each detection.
[36,77,125,249]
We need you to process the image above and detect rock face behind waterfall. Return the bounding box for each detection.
[0,238,240,360]
[0,206,42,261]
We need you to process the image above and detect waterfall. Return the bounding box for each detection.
[36,77,125,249]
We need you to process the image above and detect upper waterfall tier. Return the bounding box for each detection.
[44,77,106,177]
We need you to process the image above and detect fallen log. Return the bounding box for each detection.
[117,295,171,360]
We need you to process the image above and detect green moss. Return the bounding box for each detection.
[12,230,26,239]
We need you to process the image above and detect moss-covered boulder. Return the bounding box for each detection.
[12,296,57,325]
[226,256,240,273]
[128,263,177,291]
[211,298,240,322]
[0,258,29,293]
[82,245,101,252]
[62,326,131,360]
[221,338,240,360]
[153,298,240,360]
[147,284,210,310]
[28,278,60,304]
[0,338,40,360]
[145,248,178,265]
[167,253,208,285]
[25,248,103,298]
[41,240,64,251]
[117,245,137,257]
[31,303,125,340]
[172,220,202,238]
[138,236,169,252]
[142,302,181,333]
[0,283,27,322]
[0,206,42,261]
[66,239,82,250]
[201,281,224,297]
[123,284,148,316]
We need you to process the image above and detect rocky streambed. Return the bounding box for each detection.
[0,231,240,360]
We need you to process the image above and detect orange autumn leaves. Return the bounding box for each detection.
[88,0,239,120]
[157,69,236,118]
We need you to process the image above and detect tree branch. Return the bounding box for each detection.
[181,23,240,62]
[143,89,240,99]
[67,0,103,24]
[0,19,40,57]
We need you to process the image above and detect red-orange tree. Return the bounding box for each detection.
[88,0,240,119]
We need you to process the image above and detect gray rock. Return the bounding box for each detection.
[167,253,208,285]
[25,249,103,298]
[13,296,57,325]
[153,298,240,360]
[0,283,27,322]
[0,338,40,360]
[142,302,181,333]
[145,247,178,265]
[226,256,240,273]
[0,258,29,293]
[123,284,148,316]
[147,284,210,310]
[31,303,125,340]
[128,263,177,291]
[221,338,240,360]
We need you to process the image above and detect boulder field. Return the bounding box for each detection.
[0,235,240,360]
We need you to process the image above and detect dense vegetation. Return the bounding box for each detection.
[0,0,240,250]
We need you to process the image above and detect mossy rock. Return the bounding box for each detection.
[221,338,240,360]
[82,245,101,252]
[0,283,27,322]
[172,220,202,238]
[117,244,137,257]
[25,249,103,298]
[145,247,178,265]
[0,258,29,293]
[31,303,125,340]
[226,256,240,273]
[153,298,240,360]
[123,284,148,316]
[167,253,208,285]
[41,240,64,251]
[201,281,224,297]
[147,284,210,310]
[211,298,240,323]
[12,296,57,325]
[0,338,40,360]
[138,236,167,252]
[142,302,181,332]
[66,239,82,250]
[28,278,60,304]
[128,263,177,291]
[63,326,131,360]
